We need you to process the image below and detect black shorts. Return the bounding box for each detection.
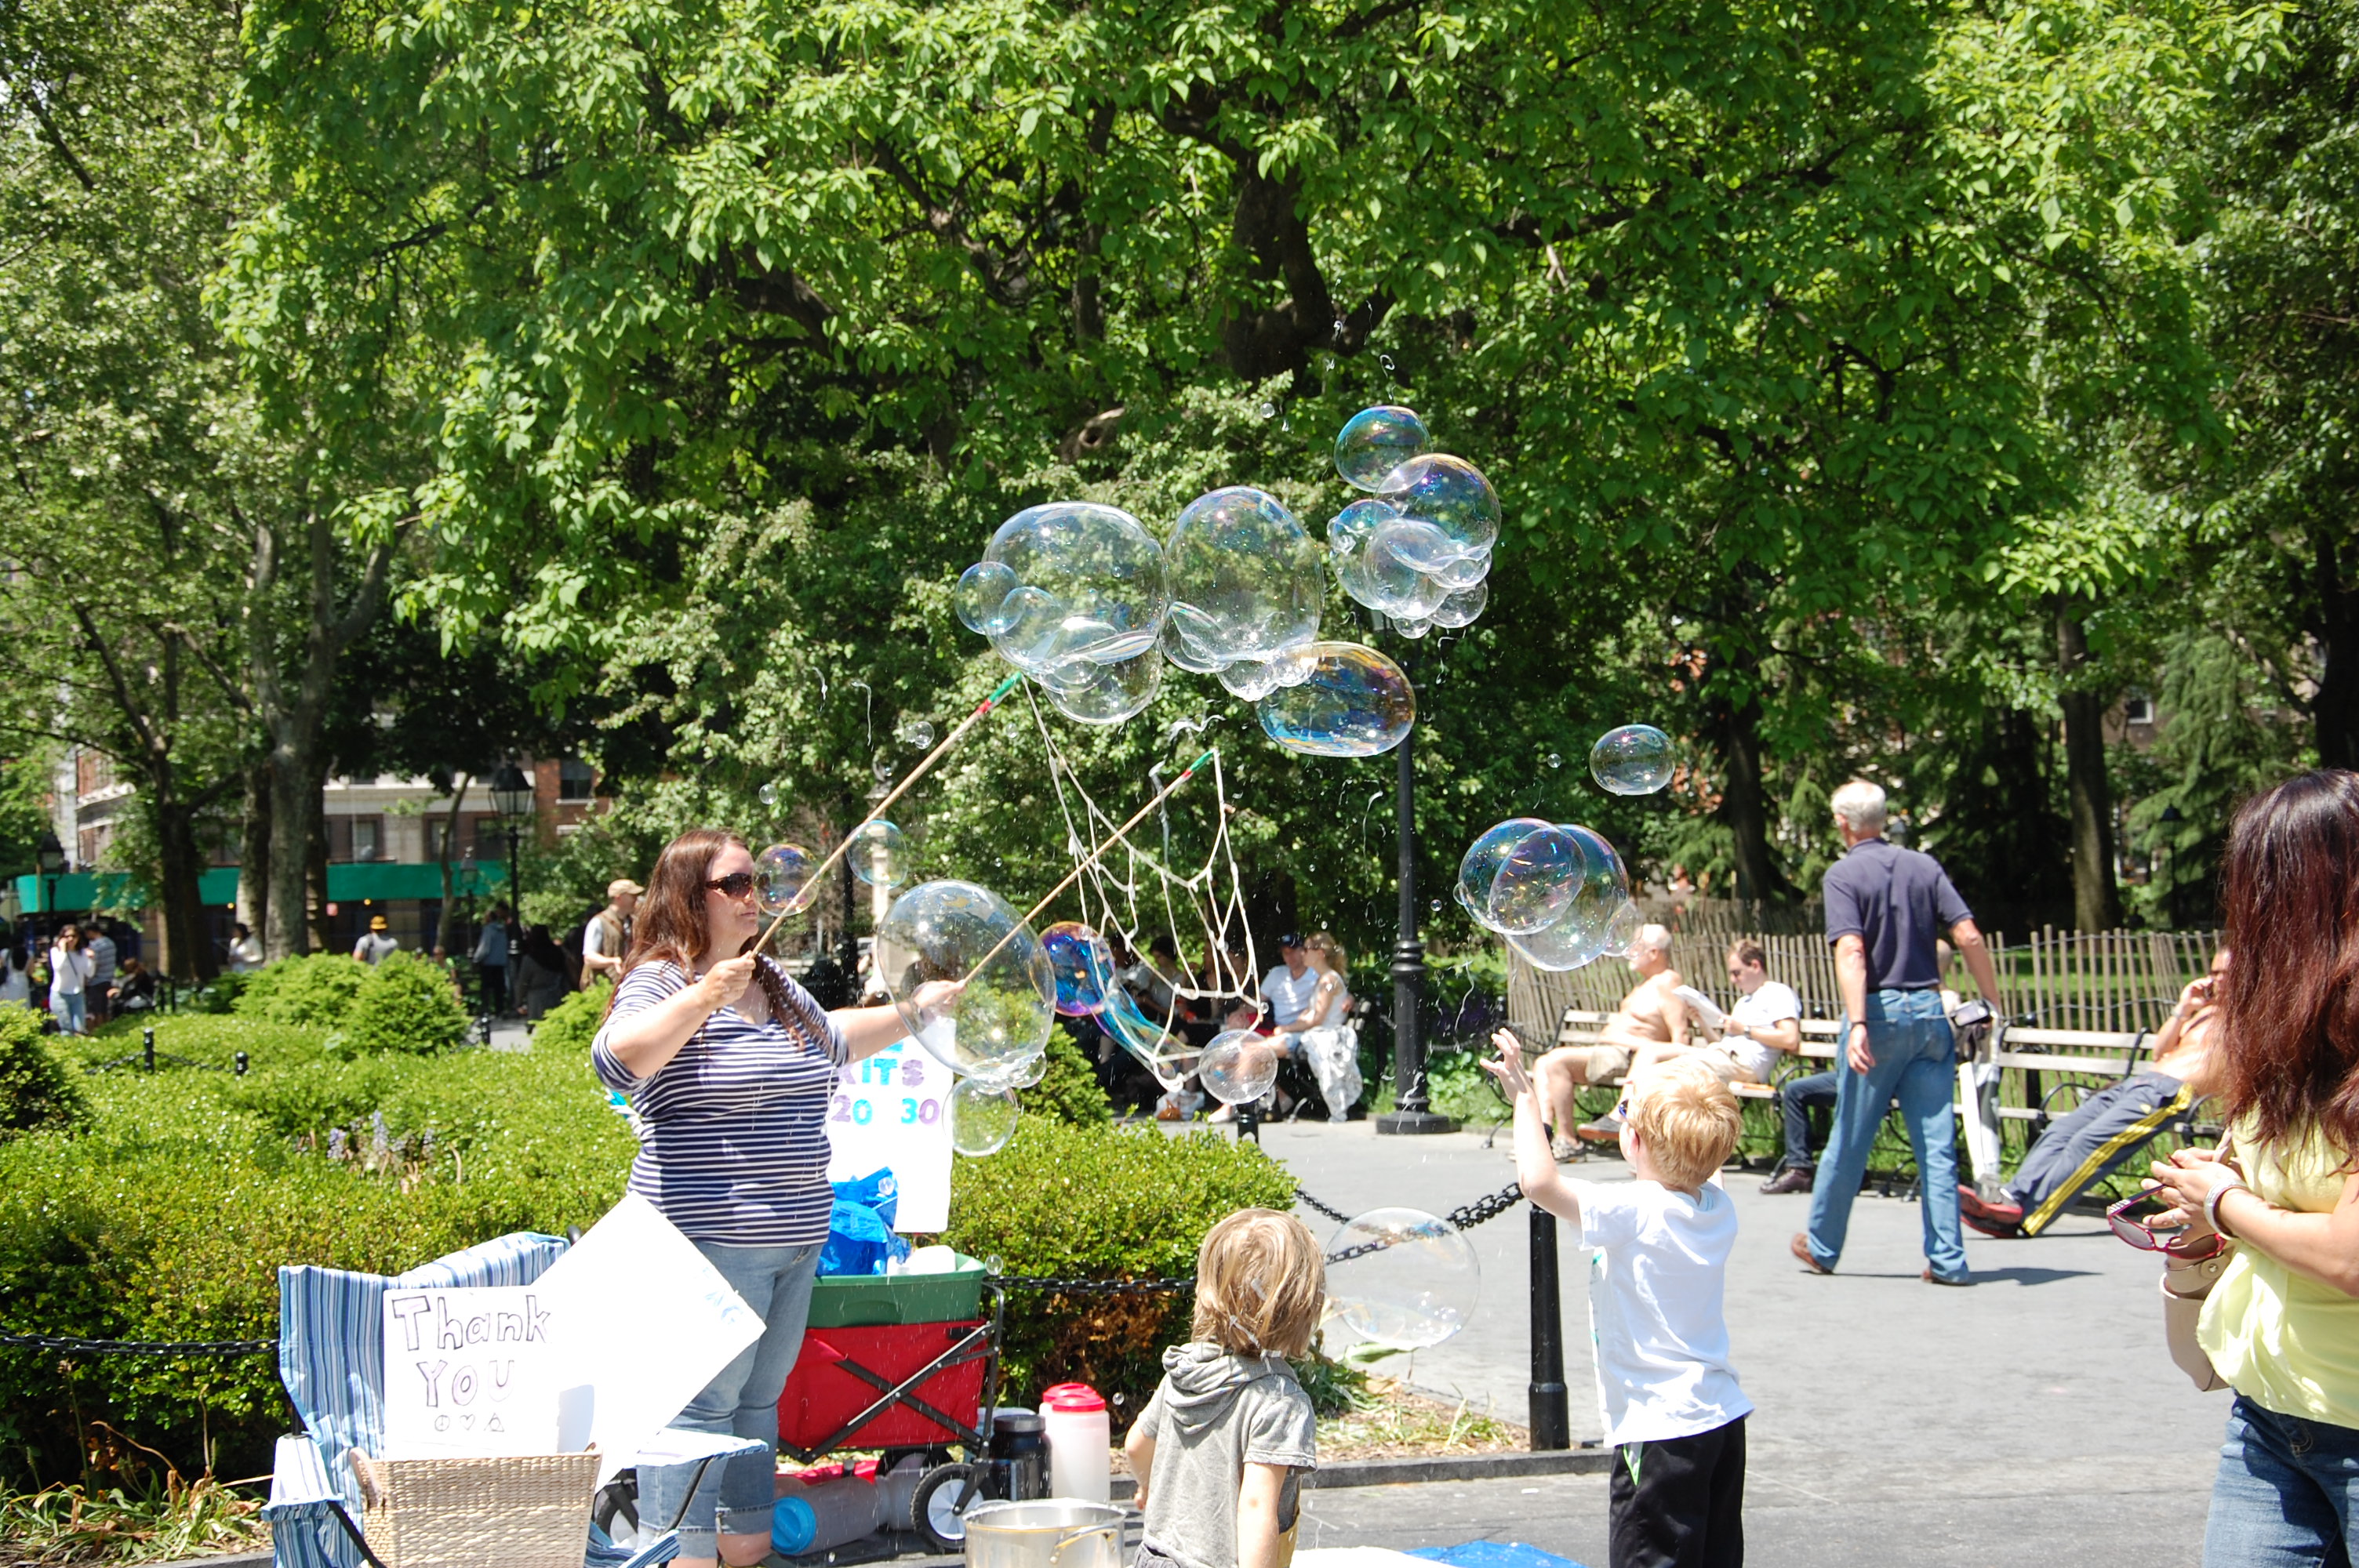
[1609,1414,1746,1568]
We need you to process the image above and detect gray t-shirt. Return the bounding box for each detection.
[1821,837,1972,991]
[1136,1344,1318,1568]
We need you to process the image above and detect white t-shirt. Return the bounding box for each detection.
[1261,964,1321,1028]
[49,947,93,996]
[1725,981,1801,1078]
[1576,1178,1752,1448]
[583,912,618,962]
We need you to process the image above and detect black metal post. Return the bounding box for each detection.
[234,1049,249,1076]
[504,823,523,924]
[1376,724,1451,1134]
[1528,1204,1571,1449]
[143,1026,155,1073]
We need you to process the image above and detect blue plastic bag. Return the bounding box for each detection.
[820,1168,911,1277]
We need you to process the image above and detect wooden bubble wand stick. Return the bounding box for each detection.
[751,670,1025,956]
[965,749,1219,975]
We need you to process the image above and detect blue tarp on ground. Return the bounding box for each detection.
[1410,1543,1589,1568]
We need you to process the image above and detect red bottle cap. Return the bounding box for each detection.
[1041,1382,1107,1413]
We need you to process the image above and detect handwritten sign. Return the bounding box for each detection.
[380,1287,566,1457]
[825,1036,953,1232]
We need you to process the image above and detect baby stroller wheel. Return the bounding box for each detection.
[912,1461,983,1552]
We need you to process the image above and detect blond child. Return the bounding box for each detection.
[1124,1209,1322,1568]
[1488,1033,1750,1568]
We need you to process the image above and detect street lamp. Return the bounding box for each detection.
[35,831,65,935]
[1376,652,1452,1136]
[490,760,532,916]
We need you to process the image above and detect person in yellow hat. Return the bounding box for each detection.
[353,913,399,966]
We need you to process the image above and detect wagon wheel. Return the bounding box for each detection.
[912,1461,984,1553]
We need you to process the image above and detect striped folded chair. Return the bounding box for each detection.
[262,1231,758,1568]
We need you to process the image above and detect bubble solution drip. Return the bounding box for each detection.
[1590,724,1675,795]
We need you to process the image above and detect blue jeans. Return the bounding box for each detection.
[1805,988,1966,1279]
[50,991,84,1034]
[2207,1394,2359,1566]
[1779,1069,1838,1170]
[638,1240,822,1556]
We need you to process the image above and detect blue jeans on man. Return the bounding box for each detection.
[1779,1070,1838,1171]
[1804,987,1968,1281]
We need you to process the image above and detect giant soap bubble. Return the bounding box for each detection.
[1590,724,1674,795]
[1165,488,1325,669]
[981,503,1170,678]
[1041,920,1116,1017]
[1456,819,1554,934]
[756,842,816,916]
[950,1079,1020,1157]
[1335,406,1430,491]
[874,880,1056,1081]
[956,561,1022,635]
[1257,642,1416,758]
[1045,647,1164,725]
[1325,1208,1479,1351]
[1100,987,1201,1087]
[1379,453,1500,560]
[1198,1029,1281,1105]
[848,820,907,889]
[1486,823,1584,935]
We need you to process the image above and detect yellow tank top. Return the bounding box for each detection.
[2198,1119,2359,1427]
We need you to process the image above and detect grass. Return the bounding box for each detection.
[0,1448,267,1566]
[1314,1376,1526,1460]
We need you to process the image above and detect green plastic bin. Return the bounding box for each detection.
[805,1254,989,1327]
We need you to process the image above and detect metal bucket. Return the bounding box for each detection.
[961,1499,1126,1568]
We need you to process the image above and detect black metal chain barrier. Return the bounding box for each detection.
[996,1274,1198,1295]
[0,1331,272,1356]
[1292,1186,1352,1224]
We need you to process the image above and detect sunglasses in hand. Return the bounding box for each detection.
[2106,1186,2226,1261]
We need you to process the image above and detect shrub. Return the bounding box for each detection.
[340,954,469,1057]
[0,1007,86,1139]
[531,978,611,1057]
[943,1120,1293,1420]
[186,970,251,1014]
[234,954,368,1029]
[1020,1026,1113,1126]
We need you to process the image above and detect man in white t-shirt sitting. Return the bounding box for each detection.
[1623,938,1800,1092]
[1259,933,1319,1033]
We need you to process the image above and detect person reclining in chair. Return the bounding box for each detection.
[1957,949,2228,1239]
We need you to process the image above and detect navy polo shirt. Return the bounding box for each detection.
[1821,837,1973,991]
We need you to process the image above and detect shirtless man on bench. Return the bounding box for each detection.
[1532,922,1687,1160]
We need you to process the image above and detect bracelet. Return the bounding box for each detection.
[2206,1178,2252,1239]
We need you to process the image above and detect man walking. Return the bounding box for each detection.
[579,877,642,987]
[1794,779,2005,1286]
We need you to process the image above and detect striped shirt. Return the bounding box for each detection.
[591,958,849,1246]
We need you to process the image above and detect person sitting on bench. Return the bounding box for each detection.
[1532,923,1688,1160]
[1592,938,1803,1153]
[1957,949,2228,1238]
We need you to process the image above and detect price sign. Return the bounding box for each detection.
[825,1036,953,1231]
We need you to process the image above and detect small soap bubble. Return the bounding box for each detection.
[1547,753,1562,769]
[896,718,936,750]
[1258,401,1278,420]
[1434,550,1492,590]
[1394,615,1433,639]
[876,880,1056,1080]
[1590,724,1675,795]
[1257,642,1416,758]
[1041,920,1117,1017]
[949,1079,1020,1157]
[1046,647,1164,725]
[758,781,780,808]
[1334,405,1430,492]
[849,819,907,888]
[756,843,816,916]
[1430,899,1442,913]
[956,561,1023,635]
[1199,1030,1281,1105]
[1429,582,1487,629]
[1379,453,1501,558]
[1326,1207,1478,1350]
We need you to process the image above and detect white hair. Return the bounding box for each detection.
[1830,779,1889,834]
[1630,922,1674,956]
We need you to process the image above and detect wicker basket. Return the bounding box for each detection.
[348,1449,601,1568]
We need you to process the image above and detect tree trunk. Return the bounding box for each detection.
[2055,605,2123,931]
[2313,529,2359,771]
[1705,638,1792,906]
[150,795,218,982]
[435,777,471,954]
[236,758,271,946]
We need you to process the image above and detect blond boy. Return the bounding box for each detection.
[1125,1209,1323,1568]
[1490,1034,1750,1568]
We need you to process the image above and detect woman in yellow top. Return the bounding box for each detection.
[2148,769,2359,1566]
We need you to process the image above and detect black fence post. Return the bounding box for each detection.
[142,1026,155,1073]
[1528,1203,1570,1450]
[234,1050,249,1076]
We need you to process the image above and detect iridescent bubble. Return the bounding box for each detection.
[1456,818,1552,935]
[1199,1029,1281,1105]
[1547,753,1562,769]
[1604,898,1644,956]
[949,1079,1020,1157]
[983,503,1169,675]
[756,843,816,916]
[1590,724,1675,795]
[1339,520,1452,619]
[758,781,780,808]
[1334,405,1431,492]
[1328,498,1397,557]
[1430,580,1487,629]
[1100,986,1201,1087]
[1326,1207,1478,1350]
[1505,900,1613,972]
[1041,920,1116,1017]
[1379,454,1501,557]
[1165,487,1325,667]
[1257,401,1278,420]
[896,718,936,750]
[1257,642,1416,759]
[1045,647,1164,726]
[956,561,1022,635]
[849,819,907,888]
[874,880,1056,1081]
[1487,824,1585,935]
[1218,657,1287,702]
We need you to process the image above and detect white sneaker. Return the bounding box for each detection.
[1207,1105,1237,1123]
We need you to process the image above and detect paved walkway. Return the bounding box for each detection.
[1242,1117,2221,1568]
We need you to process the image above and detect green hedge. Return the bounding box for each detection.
[339,953,471,1057]
[0,1007,86,1138]
[234,953,368,1029]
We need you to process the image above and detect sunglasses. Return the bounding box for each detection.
[704,872,758,899]
[2106,1187,2223,1258]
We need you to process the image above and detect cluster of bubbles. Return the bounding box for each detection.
[747,819,911,924]
[1590,724,1674,796]
[1324,1207,1480,1351]
[1325,408,1497,640]
[1457,818,1642,974]
[1038,916,1219,1093]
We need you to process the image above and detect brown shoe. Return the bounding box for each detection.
[1759,1166,1815,1195]
[1922,1265,1972,1287]
[1791,1232,1834,1275]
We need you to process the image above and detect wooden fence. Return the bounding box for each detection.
[1507,924,2223,1041]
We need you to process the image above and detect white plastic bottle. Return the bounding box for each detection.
[1038,1382,1112,1502]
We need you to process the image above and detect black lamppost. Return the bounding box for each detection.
[490,760,532,918]
[1376,660,1452,1135]
[35,831,65,937]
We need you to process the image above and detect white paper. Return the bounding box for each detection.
[529,1193,766,1485]
[824,1036,954,1232]
[1671,985,1728,1033]
[380,1287,565,1458]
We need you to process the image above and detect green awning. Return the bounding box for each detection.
[15,862,506,913]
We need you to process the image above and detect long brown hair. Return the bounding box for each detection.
[2215,770,2359,1160]
[609,828,798,1029]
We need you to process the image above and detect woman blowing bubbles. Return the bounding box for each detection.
[593,829,958,1568]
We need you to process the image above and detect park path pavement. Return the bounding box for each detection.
[1244,1116,2221,1568]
